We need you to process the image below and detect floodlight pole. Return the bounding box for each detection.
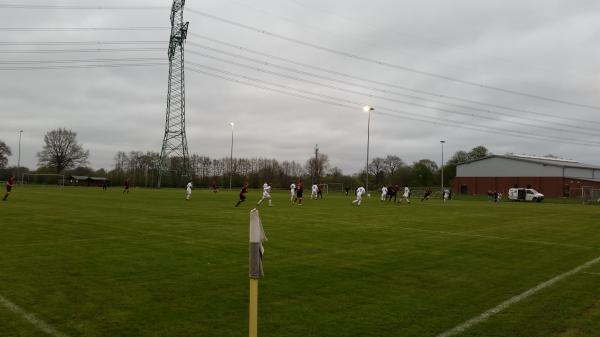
[440,140,445,195]
[229,122,235,190]
[17,130,22,184]
[363,106,374,192]
[313,144,319,185]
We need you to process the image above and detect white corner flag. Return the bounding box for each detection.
[249,208,268,278]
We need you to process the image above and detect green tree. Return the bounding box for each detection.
[468,146,489,160]
[0,140,11,168]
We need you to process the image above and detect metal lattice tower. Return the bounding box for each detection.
[158,0,190,188]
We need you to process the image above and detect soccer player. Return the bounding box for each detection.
[2,175,15,201]
[421,187,433,201]
[123,178,130,194]
[257,182,272,207]
[443,189,450,202]
[311,183,318,200]
[400,185,411,204]
[211,181,219,194]
[352,185,366,206]
[380,185,388,202]
[296,180,304,205]
[317,183,324,199]
[289,182,297,204]
[235,183,249,207]
[387,185,398,203]
[186,180,193,200]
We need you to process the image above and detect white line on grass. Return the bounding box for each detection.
[0,295,69,337]
[584,272,600,276]
[436,255,600,337]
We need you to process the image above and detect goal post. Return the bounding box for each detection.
[323,183,344,194]
[580,186,600,204]
[22,173,65,186]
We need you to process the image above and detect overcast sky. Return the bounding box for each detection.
[1,0,599,174]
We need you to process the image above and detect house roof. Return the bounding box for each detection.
[69,175,110,181]
[457,154,600,170]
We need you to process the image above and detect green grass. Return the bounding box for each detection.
[0,186,599,337]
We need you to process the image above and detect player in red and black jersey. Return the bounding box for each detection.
[2,175,15,201]
[235,183,249,207]
[296,180,304,205]
[123,178,130,194]
[421,187,433,201]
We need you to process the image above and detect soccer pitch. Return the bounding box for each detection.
[1,187,599,337]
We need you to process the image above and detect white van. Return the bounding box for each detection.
[508,188,544,202]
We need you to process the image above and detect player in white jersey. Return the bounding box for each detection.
[400,185,411,204]
[443,189,450,202]
[352,186,367,206]
[289,182,297,204]
[380,185,388,201]
[257,182,273,207]
[185,181,193,200]
[311,184,318,199]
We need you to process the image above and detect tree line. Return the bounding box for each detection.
[0,128,490,190]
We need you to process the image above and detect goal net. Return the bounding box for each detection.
[580,186,600,204]
[22,173,65,186]
[323,183,344,194]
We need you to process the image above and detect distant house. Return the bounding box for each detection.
[69,176,111,187]
[453,154,600,197]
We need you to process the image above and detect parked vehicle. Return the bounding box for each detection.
[508,188,544,202]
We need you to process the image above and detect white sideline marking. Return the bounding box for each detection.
[584,272,600,276]
[436,255,600,337]
[0,295,68,337]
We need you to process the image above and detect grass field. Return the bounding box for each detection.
[1,186,599,337]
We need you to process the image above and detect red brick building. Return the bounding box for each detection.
[453,155,600,198]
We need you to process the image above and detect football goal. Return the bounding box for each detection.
[22,173,65,186]
[580,186,600,204]
[323,183,344,194]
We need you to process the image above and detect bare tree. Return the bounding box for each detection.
[0,140,11,169]
[305,153,330,180]
[37,128,89,173]
[369,157,387,186]
[385,155,404,177]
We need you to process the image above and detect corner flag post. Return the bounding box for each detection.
[249,209,267,337]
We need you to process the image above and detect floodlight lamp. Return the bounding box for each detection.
[362,105,374,112]
[229,122,235,128]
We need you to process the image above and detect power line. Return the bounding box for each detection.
[187,9,600,110]
[0,57,164,64]
[0,27,169,31]
[189,34,600,127]
[186,53,600,138]
[0,47,163,53]
[185,63,600,147]
[0,41,165,45]
[0,63,164,71]
[0,4,168,10]
[185,44,600,135]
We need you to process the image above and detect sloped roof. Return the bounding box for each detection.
[458,154,600,170]
[69,175,110,181]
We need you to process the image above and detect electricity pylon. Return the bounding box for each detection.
[158,0,190,187]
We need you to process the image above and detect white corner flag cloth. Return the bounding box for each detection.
[249,208,268,278]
